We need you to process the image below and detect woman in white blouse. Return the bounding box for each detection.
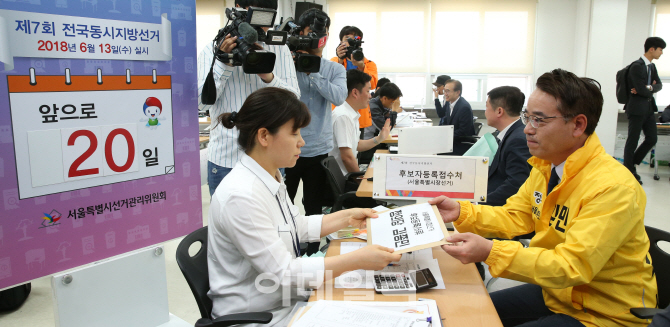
[207,87,401,326]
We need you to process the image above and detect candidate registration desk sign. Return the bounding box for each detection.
[8,71,175,199]
[372,154,489,202]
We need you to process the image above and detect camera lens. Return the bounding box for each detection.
[246,52,262,65]
[352,49,364,61]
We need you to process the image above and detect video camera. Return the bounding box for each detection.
[339,36,364,62]
[213,7,287,74]
[201,6,288,105]
[275,12,329,73]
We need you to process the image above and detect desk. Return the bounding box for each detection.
[356,150,389,197]
[199,135,209,149]
[306,239,502,327]
[382,134,398,144]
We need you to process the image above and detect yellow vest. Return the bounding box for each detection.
[456,133,657,327]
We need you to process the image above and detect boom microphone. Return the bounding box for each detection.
[238,22,259,44]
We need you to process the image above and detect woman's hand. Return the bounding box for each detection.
[350,245,402,271]
[346,208,378,229]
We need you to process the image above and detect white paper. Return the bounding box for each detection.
[369,203,445,252]
[292,301,430,327]
[335,242,442,289]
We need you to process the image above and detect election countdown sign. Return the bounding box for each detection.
[372,153,489,202]
[9,70,175,199]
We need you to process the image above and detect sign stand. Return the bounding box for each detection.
[51,246,190,327]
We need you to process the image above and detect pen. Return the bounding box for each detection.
[387,263,400,267]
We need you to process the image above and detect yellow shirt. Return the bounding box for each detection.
[456,133,657,327]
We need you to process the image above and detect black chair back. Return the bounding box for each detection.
[321,156,346,202]
[176,226,213,319]
[647,225,670,309]
[474,122,483,136]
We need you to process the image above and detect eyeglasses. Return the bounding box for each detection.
[521,111,570,128]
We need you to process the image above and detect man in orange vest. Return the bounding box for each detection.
[331,26,378,142]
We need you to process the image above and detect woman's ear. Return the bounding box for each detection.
[257,128,270,147]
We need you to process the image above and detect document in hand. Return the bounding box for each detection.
[367,203,450,254]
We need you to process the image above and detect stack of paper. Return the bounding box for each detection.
[289,300,440,327]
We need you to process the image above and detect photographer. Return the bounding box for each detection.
[330,26,378,141]
[284,9,347,220]
[197,0,299,196]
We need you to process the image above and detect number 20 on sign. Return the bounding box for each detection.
[61,124,139,181]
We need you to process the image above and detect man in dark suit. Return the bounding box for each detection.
[433,75,451,125]
[624,36,665,184]
[484,86,531,206]
[443,79,476,155]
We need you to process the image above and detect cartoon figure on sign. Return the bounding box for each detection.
[140,97,165,130]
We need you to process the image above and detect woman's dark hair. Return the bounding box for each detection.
[219,87,310,151]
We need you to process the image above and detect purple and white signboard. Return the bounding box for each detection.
[0,0,201,290]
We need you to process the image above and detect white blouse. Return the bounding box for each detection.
[207,153,325,326]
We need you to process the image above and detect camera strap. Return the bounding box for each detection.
[201,55,217,105]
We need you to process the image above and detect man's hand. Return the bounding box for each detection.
[218,35,238,67]
[653,80,657,85]
[433,88,439,99]
[219,34,237,53]
[631,88,638,94]
[352,56,366,71]
[440,233,493,264]
[252,43,274,82]
[378,118,391,142]
[336,43,347,64]
[428,196,461,223]
[391,99,402,113]
[346,208,378,229]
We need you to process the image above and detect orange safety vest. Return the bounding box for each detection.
[330,57,378,128]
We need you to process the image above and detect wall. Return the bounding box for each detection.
[533,0,579,79]
[586,0,629,154]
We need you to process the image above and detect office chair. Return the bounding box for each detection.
[321,156,367,212]
[175,226,273,327]
[473,122,483,136]
[631,225,670,320]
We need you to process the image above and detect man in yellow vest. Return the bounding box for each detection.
[331,26,377,142]
[431,69,657,327]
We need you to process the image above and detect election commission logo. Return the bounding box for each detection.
[39,209,62,229]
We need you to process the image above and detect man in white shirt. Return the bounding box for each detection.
[197,0,300,196]
[330,70,390,175]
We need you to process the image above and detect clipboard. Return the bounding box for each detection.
[366,203,450,254]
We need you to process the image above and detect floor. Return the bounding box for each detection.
[2,149,670,327]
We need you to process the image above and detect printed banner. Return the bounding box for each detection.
[385,156,476,198]
[0,9,172,70]
[0,0,200,290]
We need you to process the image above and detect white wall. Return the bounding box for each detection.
[623,0,654,65]
[586,0,629,154]
[533,0,579,79]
